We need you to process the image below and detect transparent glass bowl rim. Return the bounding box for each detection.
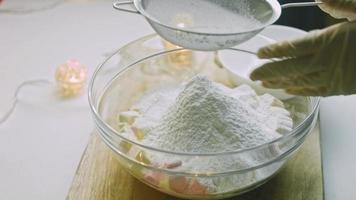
[88,35,320,157]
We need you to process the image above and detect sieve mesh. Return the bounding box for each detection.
[140,0,274,34]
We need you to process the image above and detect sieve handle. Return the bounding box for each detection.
[113,1,139,14]
[281,2,323,9]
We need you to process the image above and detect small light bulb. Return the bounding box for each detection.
[55,59,88,97]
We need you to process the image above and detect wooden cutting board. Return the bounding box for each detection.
[67,124,324,200]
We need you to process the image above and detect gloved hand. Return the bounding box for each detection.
[250,21,356,96]
[318,0,356,21]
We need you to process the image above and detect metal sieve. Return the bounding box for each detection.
[113,0,321,51]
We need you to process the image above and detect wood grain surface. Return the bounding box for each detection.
[67,125,323,200]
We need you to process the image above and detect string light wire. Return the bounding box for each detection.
[0,79,52,125]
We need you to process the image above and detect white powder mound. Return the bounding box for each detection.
[133,76,293,153]
[120,76,293,193]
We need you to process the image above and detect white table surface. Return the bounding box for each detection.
[0,2,356,200]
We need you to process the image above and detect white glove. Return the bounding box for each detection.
[318,0,356,21]
[250,21,356,96]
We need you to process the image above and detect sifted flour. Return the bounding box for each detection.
[118,76,293,193]
[132,76,292,152]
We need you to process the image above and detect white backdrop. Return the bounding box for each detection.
[0,1,356,200]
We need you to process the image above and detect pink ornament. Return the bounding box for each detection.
[55,59,88,97]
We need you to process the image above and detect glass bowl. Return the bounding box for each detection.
[89,34,319,199]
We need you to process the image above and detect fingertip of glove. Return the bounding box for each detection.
[256,48,271,59]
[262,81,273,88]
[250,69,262,81]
